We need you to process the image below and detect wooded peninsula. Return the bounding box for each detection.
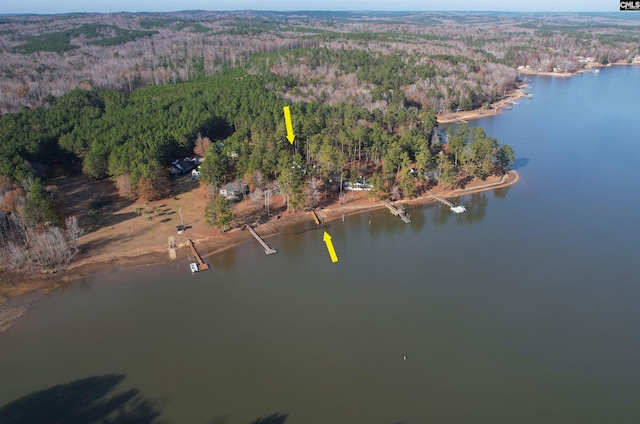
[0,11,638,290]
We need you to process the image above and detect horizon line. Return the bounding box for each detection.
[0,9,624,16]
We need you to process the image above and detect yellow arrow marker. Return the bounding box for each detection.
[323,231,339,263]
[283,106,295,144]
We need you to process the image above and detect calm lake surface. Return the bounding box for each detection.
[1,66,639,424]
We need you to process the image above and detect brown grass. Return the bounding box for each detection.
[0,170,519,299]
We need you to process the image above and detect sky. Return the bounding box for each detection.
[0,1,620,15]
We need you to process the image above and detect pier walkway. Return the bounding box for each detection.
[381,201,411,223]
[246,225,277,255]
[311,210,324,226]
[188,239,210,271]
[428,191,466,214]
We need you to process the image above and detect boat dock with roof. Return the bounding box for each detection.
[381,201,411,223]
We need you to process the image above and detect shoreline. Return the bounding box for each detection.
[43,60,629,290]
[0,170,519,302]
[437,89,527,125]
[0,61,539,332]
[437,61,639,125]
[3,62,634,299]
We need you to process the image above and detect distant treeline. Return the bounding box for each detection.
[3,11,637,115]
[13,24,157,54]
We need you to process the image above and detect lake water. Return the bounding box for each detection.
[1,66,639,424]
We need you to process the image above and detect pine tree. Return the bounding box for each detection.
[205,195,235,230]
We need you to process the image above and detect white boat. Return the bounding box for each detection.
[189,263,199,273]
[450,205,466,214]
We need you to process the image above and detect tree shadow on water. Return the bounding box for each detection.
[457,192,487,225]
[0,374,166,424]
[512,157,529,170]
[493,185,511,199]
[206,412,288,424]
[250,412,289,424]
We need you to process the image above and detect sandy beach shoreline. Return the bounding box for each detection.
[0,170,519,305]
[436,90,528,124]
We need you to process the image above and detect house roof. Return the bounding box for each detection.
[223,181,247,192]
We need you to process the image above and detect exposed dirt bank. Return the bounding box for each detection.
[0,170,519,333]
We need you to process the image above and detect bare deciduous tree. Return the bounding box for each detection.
[65,215,84,252]
[249,187,263,210]
[115,174,135,199]
[193,133,212,156]
[390,184,401,201]
[250,170,265,191]
[308,176,321,208]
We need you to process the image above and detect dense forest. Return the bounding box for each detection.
[1,10,638,271]
[1,11,639,114]
[0,66,513,197]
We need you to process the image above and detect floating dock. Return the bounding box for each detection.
[187,239,210,272]
[381,201,411,223]
[428,191,466,214]
[246,225,277,255]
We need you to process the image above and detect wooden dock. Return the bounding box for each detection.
[381,201,411,223]
[428,191,466,214]
[311,210,323,226]
[246,225,277,255]
[188,239,210,271]
[428,191,454,208]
